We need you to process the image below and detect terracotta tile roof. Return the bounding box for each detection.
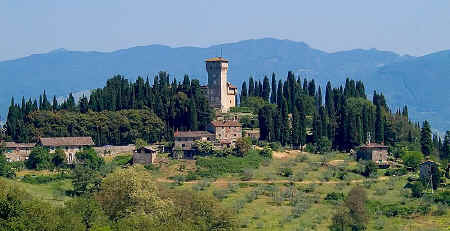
[3,142,36,149]
[40,137,95,147]
[205,57,228,62]
[360,143,388,148]
[174,131,214,138]
[210,120,242,127]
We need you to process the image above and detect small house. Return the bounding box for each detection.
[207,120,242,145]
[356,143,389,165]
[133,146,158,165]
[174,131,215,157]
[39,137,95,164]
[1,142,36,162]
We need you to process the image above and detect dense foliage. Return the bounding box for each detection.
[241,73,427,153]
[5,73,213,145]
[0,168,237,231]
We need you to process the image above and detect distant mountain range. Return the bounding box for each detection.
[0,38,449,132]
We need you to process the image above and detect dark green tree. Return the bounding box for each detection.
[240,81,248,104]
[270,73,277,104]
[375,104,384,144]
[262,75,271,101]
[420,120,433,156]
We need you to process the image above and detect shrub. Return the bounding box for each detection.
[26,146,53,170]
[235,137,253,157]
[434,191,450,205]
[239,218,250,228]
[362,161,377,177]
[432,203,448,216]
[384,168,408,176]
[411,182,424,198]
[227,183,239,193]
[293,171,306,182]
[325,192,345,201]
[213,189,229,200]
[305,144,316,153]
[401,151,424,170]
[172,175,185,186]
[374,187,388,196]
[270,142,282,151]
[22,173,71,184]
[295,154,308,163]
[112,155,132,166]
[260,146,273,159]
[279,167,293,177]
[241,169,254,181]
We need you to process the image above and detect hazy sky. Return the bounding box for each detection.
[1,1,450,61]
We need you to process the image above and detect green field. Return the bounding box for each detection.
[7,150,450,231]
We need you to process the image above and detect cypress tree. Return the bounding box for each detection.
[308,79,316,97]
[291,106,300,147]
[420,120,433,156]
[79,96,89,113]
[277,80,283,108]
[262,75,271,101]
[280,97,289,146]
[270,73,277,104]
[258,81,263,98]
[442,131,450,161]
[375,104,384,143]
[52,96,58,111]
[248,77,254,97]
[188,100,199,131]
[241,81,248,104]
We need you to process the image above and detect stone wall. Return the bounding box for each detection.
[94,145,135,156]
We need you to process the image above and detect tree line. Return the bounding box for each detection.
[5,72,213,144]
[242,73,420,151]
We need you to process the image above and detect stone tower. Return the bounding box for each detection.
[206,57,237,112]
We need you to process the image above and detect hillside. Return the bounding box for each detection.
[0,38,448,131]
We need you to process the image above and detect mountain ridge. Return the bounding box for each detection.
[0,38,448,131]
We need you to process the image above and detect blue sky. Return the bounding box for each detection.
[1,0,449,61]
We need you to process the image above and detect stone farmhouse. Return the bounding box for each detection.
[174,119,242,156]
[207,120,242,147]
[1,141,36,162]
[174,131,215,157]
[133,146,158,165]
[205,57,237,113]
[356,143,389,166]
[39,137,95,164]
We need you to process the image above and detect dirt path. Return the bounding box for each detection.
[156,176,389,185]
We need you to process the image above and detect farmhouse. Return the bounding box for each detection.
[207,120,242,146]
[39,137,95,164]
[1,142,36,162]
[356,143,389,165]
[133,146,158,165]
[173,131,215,157]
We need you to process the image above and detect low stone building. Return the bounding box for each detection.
[243,129,260,140]
[356,143,389,165]
[207,120,242,145]
[174,131,215,157]
[1,142,36,162]
[39,137,95,164]
[133,146,158,165]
